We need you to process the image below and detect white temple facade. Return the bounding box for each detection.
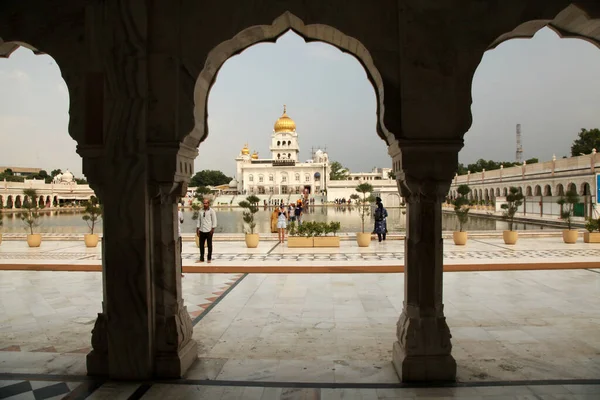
[234,106,330,198]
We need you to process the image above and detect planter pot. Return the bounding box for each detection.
[27,234,42,247]
[356,232,371,247]
[288,236,314,248]
[502,230,518,245]
[453,231,468,246]
[584,232,600,243]
[245,233,259,248]
[313,236,340,248]
[562,230,578,244]
[84,233,99,248]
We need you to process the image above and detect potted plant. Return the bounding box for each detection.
[557,189,580,244]
[584,216,600,243]
[19,188,43,247]
[313,221,341,247]
[238,194,260,248]
[452,184,471,245]
[288,221,315,247]
[500,186,524,245]
[352,183,375,247]
[82,196,102,247]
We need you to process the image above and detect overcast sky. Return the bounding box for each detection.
[1,28,599,178]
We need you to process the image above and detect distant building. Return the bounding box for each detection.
[0,166,42,177]
[234,105,330,200]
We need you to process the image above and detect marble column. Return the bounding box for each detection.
[389,141,461,382]
[149,175,197,377]
[84,154,155,380]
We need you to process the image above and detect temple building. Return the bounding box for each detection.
[234,106,330,199]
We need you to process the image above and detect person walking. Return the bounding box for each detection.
[277,204,288,243]
[179,208,185,277]
[374,197,388,242]
[294,200,303,226]
[196,199,217,263]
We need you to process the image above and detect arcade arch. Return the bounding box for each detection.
[1,0,599,385]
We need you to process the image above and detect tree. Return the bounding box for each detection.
[238,195,260,234]
[19,189,43,235]
[354,183,374,233]
[329,161,349,180]
[557,189,580,230]
[571,128,600,156]
[190,170,232,187]
[195,186,212,195]
[452,184,471,232]
[51,169,62,178]
[501,187,524,232]
[387,170,396,180]
[4,168,13,176]
[525,158,538,164]
[82,196,103,234]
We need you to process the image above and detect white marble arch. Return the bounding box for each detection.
[186,11,390,149]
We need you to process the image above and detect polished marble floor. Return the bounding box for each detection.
[1,268,599,389]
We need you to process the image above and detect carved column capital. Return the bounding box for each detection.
[398,177,450,204]
[149,181,186,205]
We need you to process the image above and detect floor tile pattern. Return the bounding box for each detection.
[0,379,82,399]
[1,378,599,399]
[2,248,600,262]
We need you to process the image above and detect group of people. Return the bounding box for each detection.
[176,196,388,274]
[270,200,304,243]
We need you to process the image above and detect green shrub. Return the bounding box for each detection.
[501,187,524,232]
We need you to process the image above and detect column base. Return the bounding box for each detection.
[86,350,108,376]
[392,341,456,382]
[155,339,199,378]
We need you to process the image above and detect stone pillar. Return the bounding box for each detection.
[148,144,198,378]
[389,141,460,382]
[82,153,155,380]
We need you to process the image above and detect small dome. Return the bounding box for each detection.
[274,105,296,133]
[228,178,238,188]
[241,144,250,155]
[62,170,74,182]
[251,151,259,160]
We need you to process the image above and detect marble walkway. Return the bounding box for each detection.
[0,236,599,273]
[0,268,599,398]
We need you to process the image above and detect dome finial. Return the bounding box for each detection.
[274,105,296,133]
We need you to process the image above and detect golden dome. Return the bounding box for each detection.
[274,105,296,133]
[241,143,250,155]
[251,151,259,160]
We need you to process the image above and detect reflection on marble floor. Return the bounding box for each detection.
[191,270,600,383]
[0,271,243,354]
[0,269,599,386]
